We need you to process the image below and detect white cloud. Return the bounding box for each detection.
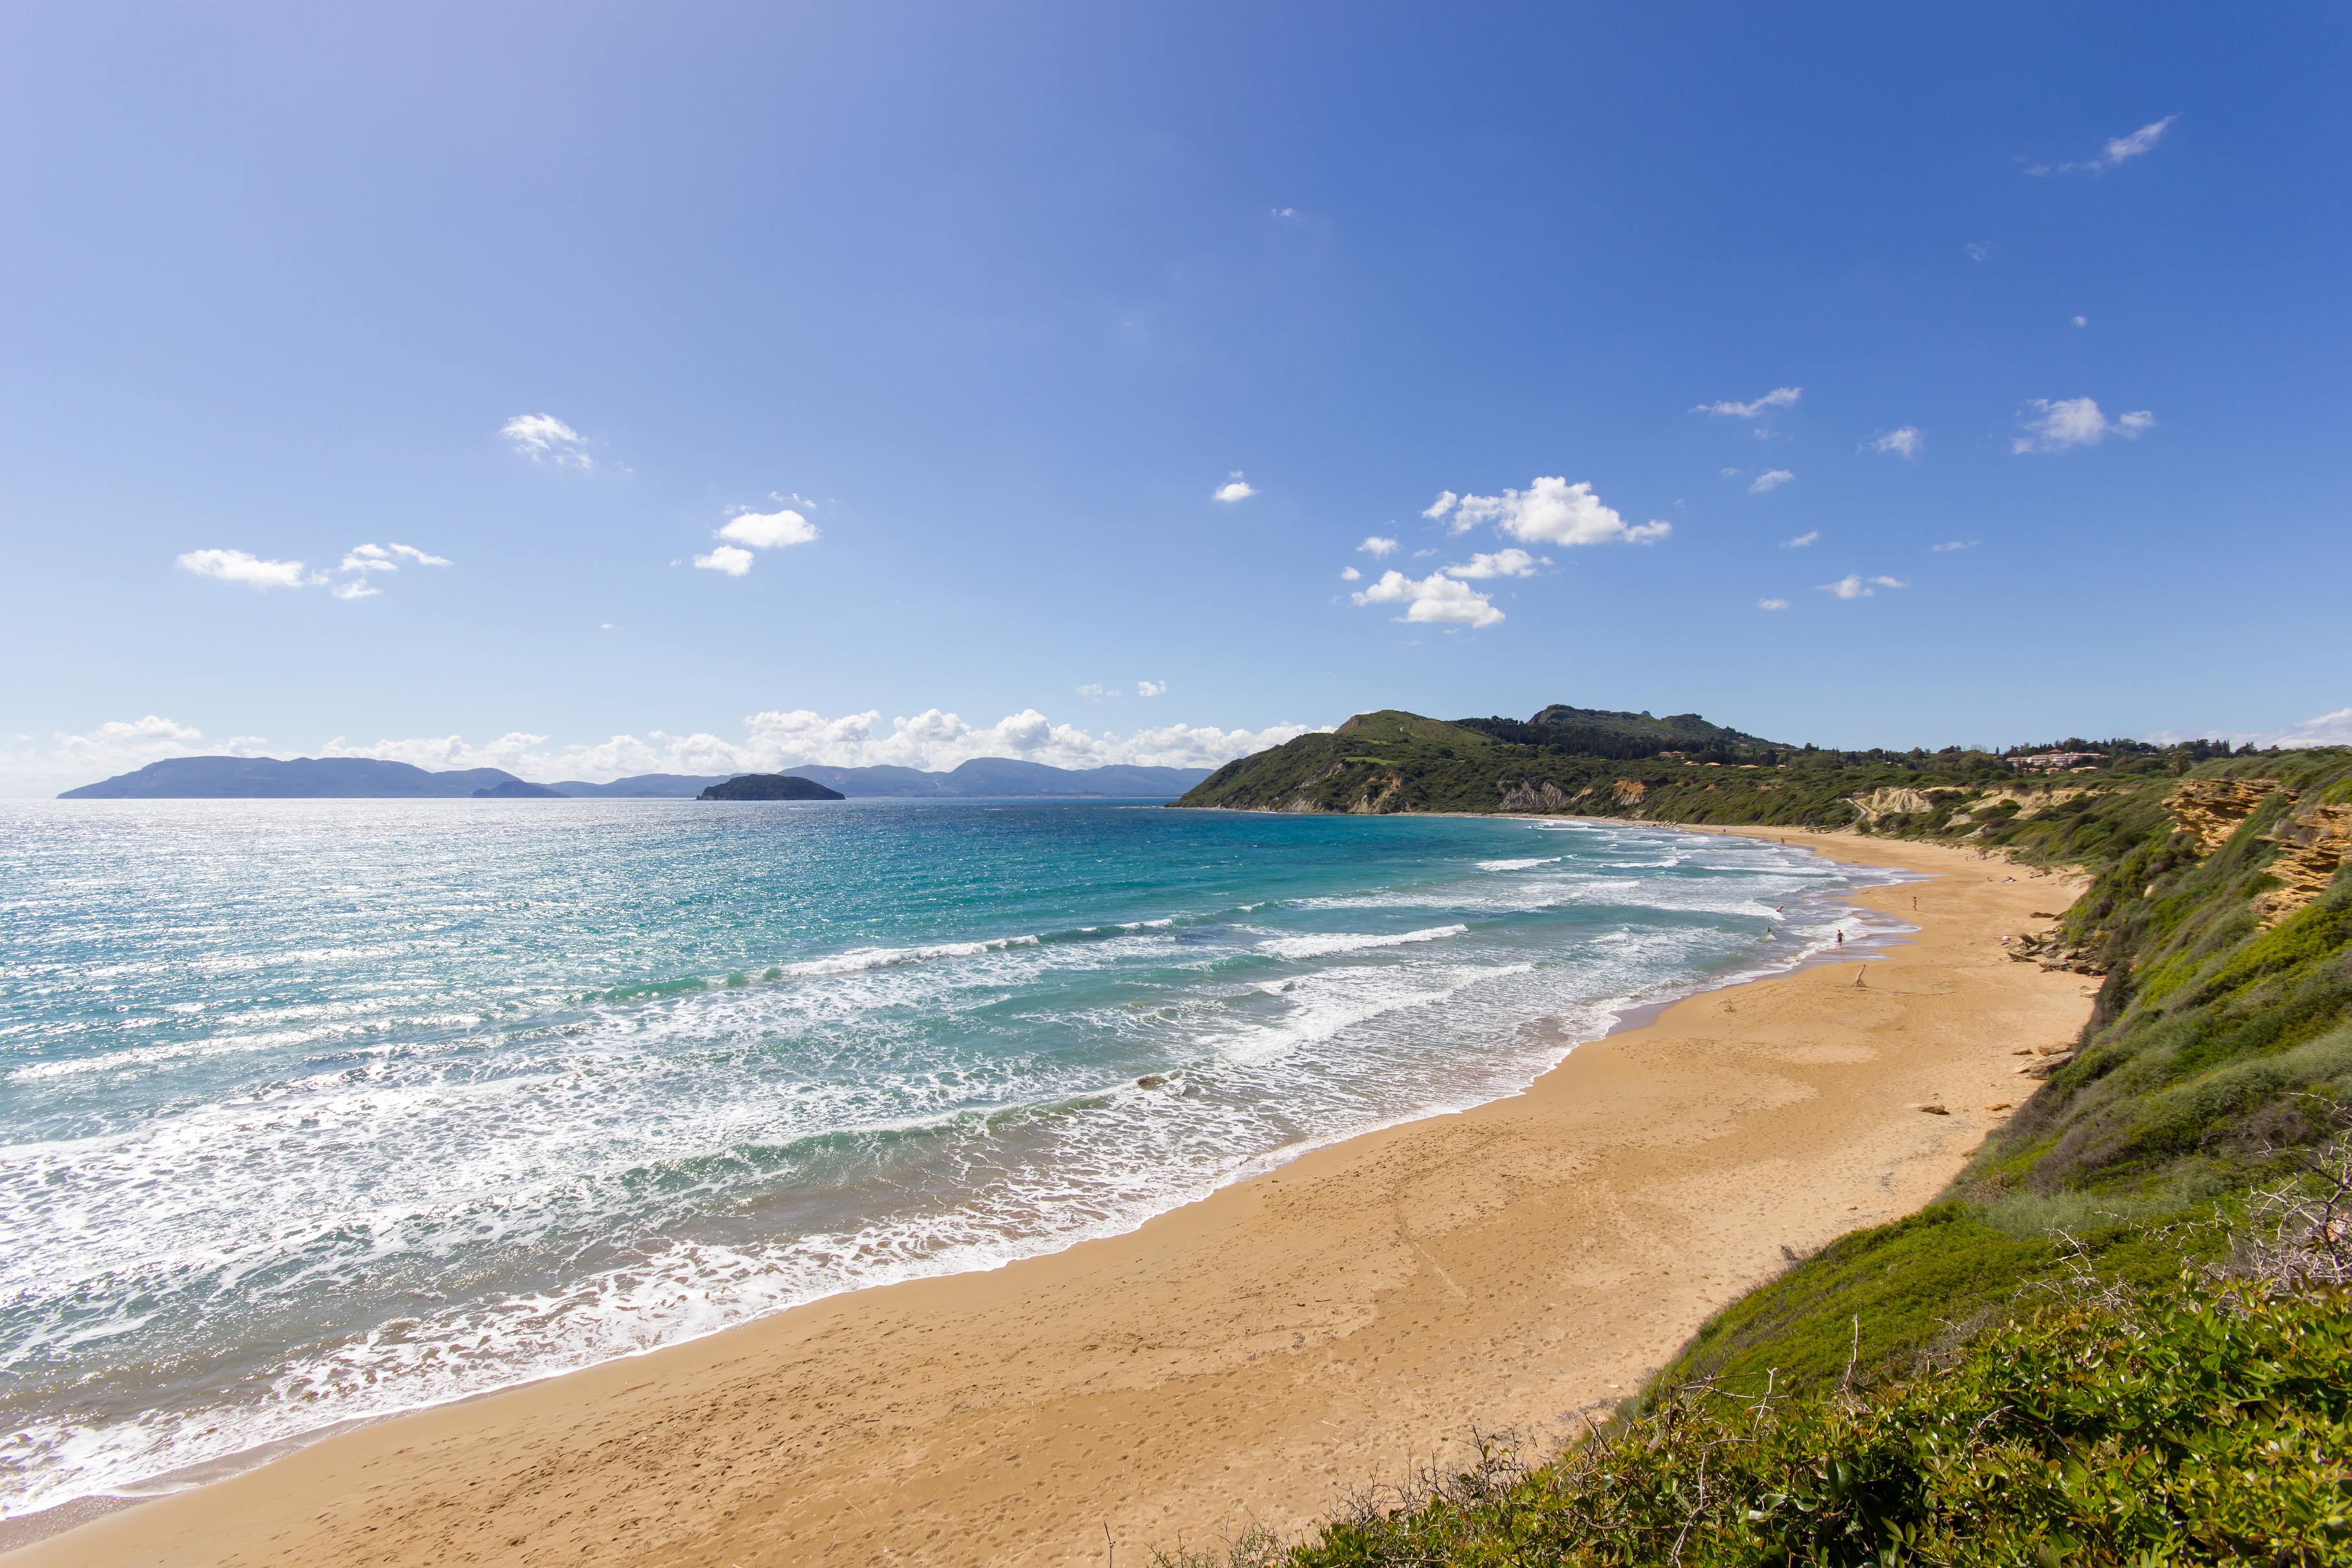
[1719,467,1742,478]
[718,507,820,550]
[2072,315,2088,328]
[500,413,592,468]
[1421,491,1457,520]
[1451,477,1669,547]
[2013,397,2154,454]
[2145,707,2352,751]
[1819,573,1907,599]
[1932,540,1981,553]
[1749,469,1795,493]
[1782,531,1819,549]
[2104,116,2176,164]
[181,541,452,597]
[2029,116,2177,177]
[1212,473,1259,503]
[1442,549,1545,579]
[1358,535,1399,556]
[1757,598,1790,611]
[1964,242,1991,261]
[693,545,755,577]
[1,716,272,798]
[177,549,311,590]
[1869,426,1924,460]
[1694,387,1801,419]
[9,705,1336,797]
[1351,570,1504,628]
[1076,683,1112,700]
[1339,566,1362,581]
[1136,680,1167,698]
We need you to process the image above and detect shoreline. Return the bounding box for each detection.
[4,827,2089,1567]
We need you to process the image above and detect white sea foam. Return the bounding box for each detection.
[1253,924,1467,960]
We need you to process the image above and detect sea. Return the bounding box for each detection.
[0,797,1911,1519]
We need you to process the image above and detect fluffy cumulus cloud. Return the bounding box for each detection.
[2029,116,2177,177]
[500,413,593,467]
[1450,477,1669,547]
[1339,566,1361,581]
[718,507,819,550]
[1358,535,1398,556]
[697,502,820,576]
[1819,574,1909,599]
[177,549,309,590]
[1694,387,1801,419]
[2013,398,2154,454]
[1212,473,1257,503]
[1351,570,1504,628]
[693,545,755,577]
[1748,469,1795,493]
[1442,549,1545,579]
[1136,681,1167,698]
[1869,427,1924,460]
[1421,491,1458,520]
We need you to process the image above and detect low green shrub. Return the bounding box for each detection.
[1251,1279,2352,1567]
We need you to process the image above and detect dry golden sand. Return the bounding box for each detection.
[6,829,2093,1568]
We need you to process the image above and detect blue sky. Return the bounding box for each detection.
[4,3,2346,792]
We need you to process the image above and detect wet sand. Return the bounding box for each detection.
[5,828,2091,1568]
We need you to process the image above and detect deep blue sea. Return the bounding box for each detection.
[0,798,1907,1517]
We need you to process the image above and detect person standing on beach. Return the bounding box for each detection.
[1835,930,1844,946]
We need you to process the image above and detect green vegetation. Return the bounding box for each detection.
[696,772,846,800]
[1162,708,2352,1565]
[1178,1280,2352,1566]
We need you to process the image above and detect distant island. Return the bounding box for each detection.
[59,755,1216,800]
[697,774,846,801]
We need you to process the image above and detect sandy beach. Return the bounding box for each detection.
[5,828,2094,1568]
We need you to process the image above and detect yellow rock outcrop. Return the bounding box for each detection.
[2167,779,2279,853]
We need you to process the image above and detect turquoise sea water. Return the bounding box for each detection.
[0,798,1907,1516]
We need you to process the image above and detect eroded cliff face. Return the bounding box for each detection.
[1846,786,1936,824]
[1492,777,1652,813]
[2162,779,2349,926]
[1272,764,1409,814]
[2167,779,2279,853]
[2254,799,2352,926]
[1496,779,1578,812]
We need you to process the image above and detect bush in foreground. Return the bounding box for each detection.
[1166,1275,2351,1567]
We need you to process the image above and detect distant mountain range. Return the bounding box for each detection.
[59,755,1216,800]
